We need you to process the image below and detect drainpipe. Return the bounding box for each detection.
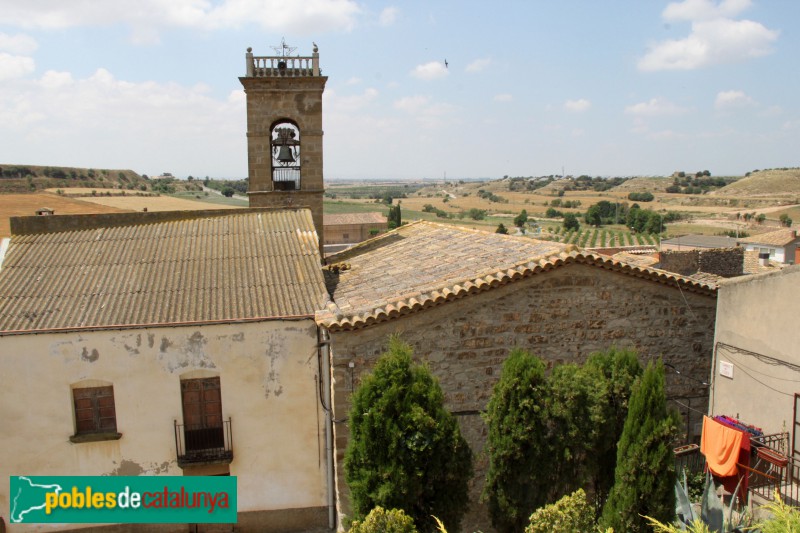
[317,327,336,530]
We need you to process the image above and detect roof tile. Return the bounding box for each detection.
[0,209,327,333]
[317,221,717,331]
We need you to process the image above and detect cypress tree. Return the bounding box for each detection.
[344,336,472,533]
[584,348,643,506]
[600,359,678,533]
[482,349,553,533]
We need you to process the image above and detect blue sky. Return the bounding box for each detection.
[0,0,797,180]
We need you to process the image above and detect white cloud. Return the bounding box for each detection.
[0,32,38,54]
[410,61,448,81]
[325,87,378,113]
[379,6,398,26]
[493,93,512,102]
[394,95,430,113]
[0,66,246,175]
[714,90,756,110]
[0,0,361,36]
[345,77,362,85]
[625,97,687,116]
[662,0,752,21]
[639,0,778,71]
[0,52,35,80]
[564,98,591,112]
[465,58,491,73]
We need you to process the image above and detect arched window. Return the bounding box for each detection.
[271,121,300,190]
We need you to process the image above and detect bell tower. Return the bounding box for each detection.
[240,41,327,243]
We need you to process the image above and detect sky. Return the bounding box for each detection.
[0,0,798,181]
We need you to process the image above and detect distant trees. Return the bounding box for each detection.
[513,209,528,228]
[344,337,472,533]
[221,186,235,197]
[387,204,402,229]
[563,213,580,231]
[627,192,654,202]
[780,213,793,227]
[496,223,509,234]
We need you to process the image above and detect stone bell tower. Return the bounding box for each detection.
[239,41,327,244]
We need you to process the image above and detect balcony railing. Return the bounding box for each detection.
[175,418,233,467]
[674,431,799,505]
[245,49,321,78]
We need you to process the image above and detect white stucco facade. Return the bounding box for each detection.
[710,265,800,437]
[0,319,329,531]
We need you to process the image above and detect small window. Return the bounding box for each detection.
[71,386,120,442]
[342,233,350,240]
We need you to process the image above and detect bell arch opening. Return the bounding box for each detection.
[271,121,300,191]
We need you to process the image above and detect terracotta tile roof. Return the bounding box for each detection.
[323,212,387,226]
[738,229,799,247]
[611,251,660,268]
[317,221,717,331]
[743,250,787,274]
[0,209,327,333]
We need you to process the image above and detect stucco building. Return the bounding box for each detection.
[0,208,335,532]
[316,220,719,532]
[710,266,800,442]
[738,229,800,264]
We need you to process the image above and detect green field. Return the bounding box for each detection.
[170,191,248,207]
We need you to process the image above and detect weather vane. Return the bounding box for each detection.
[271,38,297,57]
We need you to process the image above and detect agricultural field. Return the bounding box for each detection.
[0,190,244,239]
[0,192,130,238]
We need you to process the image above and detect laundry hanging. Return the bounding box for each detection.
[700,415,744,477]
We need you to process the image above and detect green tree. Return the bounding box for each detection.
[779,213,792,227]
[483,349,552,533]
[513,209,528,227]
[585,205,602,227]
[387,204,402,229]
[600,359,678,533]
[496,223,509,234]
[221,186,235,197]
[584,348,643,505]
[348,507,418,533]
[344,337,472,533]
[563,213,580,232]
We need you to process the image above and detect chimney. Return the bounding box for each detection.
[758,252,770,267]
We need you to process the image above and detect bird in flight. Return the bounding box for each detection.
[444,59,448,68]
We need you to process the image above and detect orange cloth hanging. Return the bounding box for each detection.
[700,415,744,477]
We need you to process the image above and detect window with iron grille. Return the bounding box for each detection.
[73,386,117,435]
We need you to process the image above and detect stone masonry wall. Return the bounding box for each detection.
[329,263,717,533]
[660,248,744,277]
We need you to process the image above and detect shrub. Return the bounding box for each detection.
[524,489,595,533]
[348,507,418,533]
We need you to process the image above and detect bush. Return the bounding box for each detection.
[348,507,418,533]
[524,489,595,533]
[221,187,235,197]
[628,192,654,202]
[344,337,472,533]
